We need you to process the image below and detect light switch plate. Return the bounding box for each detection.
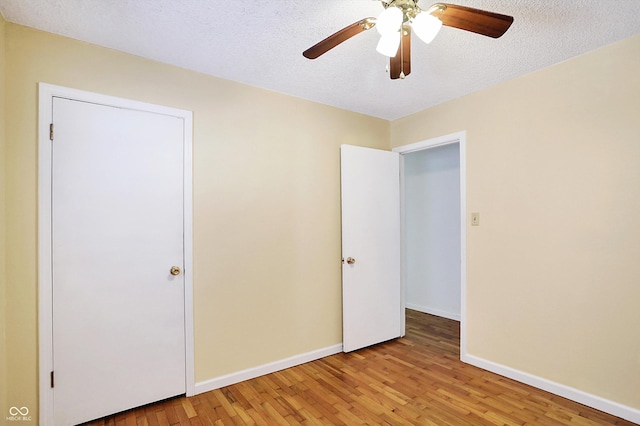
[471,212,480,226]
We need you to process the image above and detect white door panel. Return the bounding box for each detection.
[341,145,402,352]
[52,98,186,425]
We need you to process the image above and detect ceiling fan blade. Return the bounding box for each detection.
[303,18,376,59]
[390,26,411,80]
[430,3,513,38]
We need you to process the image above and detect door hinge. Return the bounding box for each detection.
[50,371,54,388]
[49,123,54,141]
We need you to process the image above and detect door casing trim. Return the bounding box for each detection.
[38,83,195,425]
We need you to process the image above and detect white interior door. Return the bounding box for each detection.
[52,97,186,425]
[341,145,402,352]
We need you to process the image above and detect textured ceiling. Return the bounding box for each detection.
[1,0,639,120]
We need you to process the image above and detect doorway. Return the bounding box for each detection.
[403,143,461,320]
[38,84,195,426]
[394,131,466,353]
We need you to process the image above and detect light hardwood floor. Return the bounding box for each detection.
[85,310,635,425]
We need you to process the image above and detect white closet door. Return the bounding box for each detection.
[52,97,186,425]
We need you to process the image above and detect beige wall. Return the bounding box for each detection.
[0,12,8,423]
[392,34,640,409]
[2,23,389,422]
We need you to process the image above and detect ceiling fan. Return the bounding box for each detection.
[303,0,514,79]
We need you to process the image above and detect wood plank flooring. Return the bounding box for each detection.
[84,310,635,425]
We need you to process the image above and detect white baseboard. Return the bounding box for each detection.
[406,303,461,321]
[194,344,343,395]
[462,353,640,424]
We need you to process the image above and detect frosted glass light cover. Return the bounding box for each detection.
[376,32,401,57]
[412,12,442,44]
[376,7,403,35]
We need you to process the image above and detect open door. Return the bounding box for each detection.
[341,145,402,352]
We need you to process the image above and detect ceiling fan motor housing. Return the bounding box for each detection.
[382,0,420,22]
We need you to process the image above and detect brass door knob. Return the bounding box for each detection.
[170,266,181,276]
[346,257,356,265]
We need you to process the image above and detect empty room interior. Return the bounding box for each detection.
[0,1,639,425]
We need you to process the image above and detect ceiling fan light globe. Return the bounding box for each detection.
[376,6,403,35]
[412,12,442,44]
[376,32,401,57]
